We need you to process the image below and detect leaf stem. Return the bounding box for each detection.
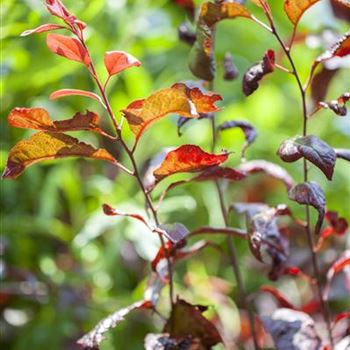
[268,20,334,349]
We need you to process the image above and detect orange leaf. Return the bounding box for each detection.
[21,23,66,37]
[2,132,117,179]
[104,51,141,76]
[7,107,108,136]
[122,83,221,142]
[47,33,91,66]
[49,89,105,106]
[284,0,321,26]
[153,145,228,181]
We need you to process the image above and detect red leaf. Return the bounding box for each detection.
[49,89,105,107]
[20,24,66,37]
[47,33,91,66]
[153,145,228,181]
[325,211,348,235]
[104,51,141,76]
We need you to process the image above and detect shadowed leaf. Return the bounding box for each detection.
[163,298,222,348]
[104,51,141,76]
[288,182,325,235]
[153,145,228,181]
[243,50,275,96]
[47,33,91,66]
[278,135,336,180]
[262,308,322,350]
[284,0,320,26]
[2,132,117,179]
[311,67,338,105]
[122,83,221,143]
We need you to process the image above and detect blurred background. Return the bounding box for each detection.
[1,0,349,349]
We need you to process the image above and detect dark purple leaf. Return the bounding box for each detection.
[318,92,349,116]
[77,301,150,349]
[163,298,222,348]
[278,135,336,180]
[194,166,246,181]
[178,22,196,46]
[242,50,275,96]
[335,148,350,161]
[157,223,189,244]
[223,52,239,81]
[262,309,322,350]
[238,160,294,190]
[218,120,257,157]
[311,67,338,105]
[288,181,326,235]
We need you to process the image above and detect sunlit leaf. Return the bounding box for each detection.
[278,135,336,180]
[8,108,109,137]
[47,33,91,66]
[21,23,66,37]
[284,0,321,26]
[288,181,325,235]
[163,298,222,348]
[238,160,294,190]
[2,132,117,179]
[122,83,221,143]
[262,308,322,350]
[243,50,275,96]
[77,301,151,349]
[104,51,141,76]
[49,89,105,107]
[153,145,228,181]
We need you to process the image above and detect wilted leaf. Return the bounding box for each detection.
[47,33,91,66]
[122,83,221,143]
[2,132,117,179]
[278,135,336,180]
[163,298,222,348]
[284,0,321,26]
[49,89,105,107]
[7,108,109,137]
[218,120,257,157]
[189,1,252,80]
[77,301,150,350]
[288,181,325,235]
[21,23,66,36]
[102,204,151,230]
[104,51,141,76]
[262,308,322,350]
[238,160,294,190]
[324,250,350,300]
[318,92,349,116]
[223,52,239,81]
[243,50,275,96]
[153,145,228,181]
[335,148,350,161]
[157,223,189,244]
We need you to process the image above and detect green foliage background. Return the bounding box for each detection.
[1,0,349,349]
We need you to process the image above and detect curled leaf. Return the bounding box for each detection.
[262,308,322,350]
[278,135,336,180]
[104,51,141,76]
[46,33,91,66]
[243,50,275,96]
[49,89,105,107]
[288,181,325,235]
[318,92,349,116]
[7,107,109,137]
[163,298,222,348]
[238,160,294,190]
[2,132,117,179]
[20,23,66,37]
[218,120,257,157]
[153,145,228,181]
[284,0,321,26]
[122,83,221,143]
[77,301,151,349]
